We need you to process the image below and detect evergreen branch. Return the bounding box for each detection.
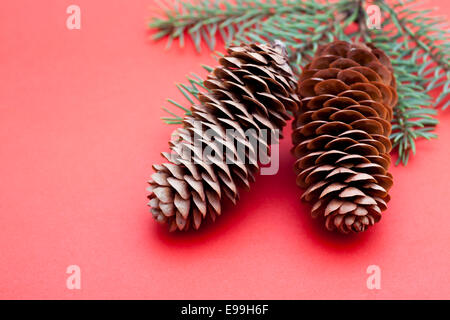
[149,0,319,51]
[151,0,449,166]
[160,68,211,124]
[384,0,450,72]
[369,0,447,164]
[376,0,450,108]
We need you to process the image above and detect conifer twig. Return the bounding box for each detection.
[149,0,449,165]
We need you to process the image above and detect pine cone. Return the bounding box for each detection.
[148,42,299,231]
[292,41,396,233]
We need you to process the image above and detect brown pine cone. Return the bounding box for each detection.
[292,41,396,233]
[148,42,299,231]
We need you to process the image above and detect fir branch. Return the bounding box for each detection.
[159,67,212,124]
[149,0,318,51]
[370,0,447,164]
[151,0,449,165]
[377,0,450,104]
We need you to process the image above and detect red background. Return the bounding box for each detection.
[0,0,449,299]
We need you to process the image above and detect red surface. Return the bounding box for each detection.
[0,0,449,299]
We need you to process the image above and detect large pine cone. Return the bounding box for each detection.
[292,41,396,233]
[148,42,299,231]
